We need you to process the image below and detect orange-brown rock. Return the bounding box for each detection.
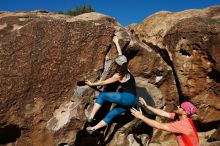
[127,6,220,123]
[0,11,119,146]
[127,5,220,146]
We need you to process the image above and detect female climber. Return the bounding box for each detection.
[85,35,137,134]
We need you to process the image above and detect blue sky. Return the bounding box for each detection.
[0,0,219,26]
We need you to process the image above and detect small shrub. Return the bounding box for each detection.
[66,5,95,16]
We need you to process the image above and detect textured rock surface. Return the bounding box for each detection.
[127,39,179,111]
[126,5,220,146]
[0,11,119,146]
[127,6,220,123]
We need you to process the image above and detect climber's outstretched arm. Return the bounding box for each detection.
[113,36,122,55]
[139,97,171,118]
[85,73,120,86]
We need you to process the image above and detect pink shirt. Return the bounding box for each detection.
[166,113,199,146]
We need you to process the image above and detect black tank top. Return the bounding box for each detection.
[120,72,136,96]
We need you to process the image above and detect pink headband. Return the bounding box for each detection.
[180,101,197,115]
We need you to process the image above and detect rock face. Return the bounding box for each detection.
[127,6,220,123]
[0,6,220,146]
[0,11,120,146]
[126,5,220,146]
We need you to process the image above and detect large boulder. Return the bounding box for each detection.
[127,5,220,146]
[127,6,220,123]
[0,11,119,146]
